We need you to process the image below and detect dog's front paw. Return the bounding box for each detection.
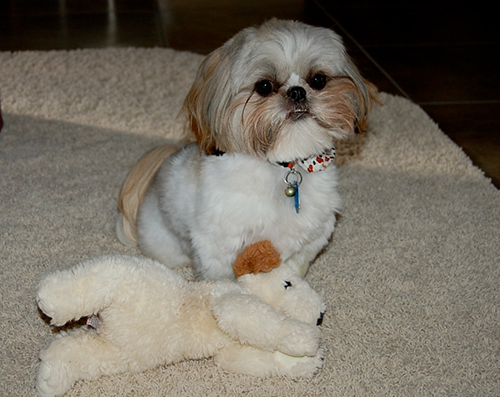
[277,321,321,357]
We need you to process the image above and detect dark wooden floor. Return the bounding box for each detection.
[1,0,498,188]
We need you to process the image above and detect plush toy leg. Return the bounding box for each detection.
[36,328,128,397]
[214,343,324,378]
[213,293,321,357]
[36,259,119,326]
[36,256,168,326]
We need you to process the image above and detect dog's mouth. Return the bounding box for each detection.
[289,108,310,121]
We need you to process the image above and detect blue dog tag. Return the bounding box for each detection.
[293,181,300,213]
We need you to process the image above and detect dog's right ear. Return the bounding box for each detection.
[181,49,226,155]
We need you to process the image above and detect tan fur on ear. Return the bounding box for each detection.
[117,144,178,244]
[321,75,379,138]
[232,241,282,278]
[356,79,380,134]
[181,49,224,155]
[330,79,380,166]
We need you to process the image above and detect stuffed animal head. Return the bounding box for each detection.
[233,241,326,326]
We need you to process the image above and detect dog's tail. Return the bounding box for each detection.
[116,144,179,246]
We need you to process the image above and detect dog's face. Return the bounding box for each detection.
[183,19,374,162]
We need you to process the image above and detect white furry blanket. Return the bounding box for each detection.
[0,48,498,396]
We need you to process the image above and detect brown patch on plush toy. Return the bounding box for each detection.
[232,241,282,278]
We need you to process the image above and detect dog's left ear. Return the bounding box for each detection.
[318,71,378,140]
[325,28,379,137]
[352,73,379,134]
[343,56,380,135]
[233,241,282,278]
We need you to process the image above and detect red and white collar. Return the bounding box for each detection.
[211,146,336,173]
[276,147,336,173]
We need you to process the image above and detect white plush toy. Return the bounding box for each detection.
[36,241,326,397]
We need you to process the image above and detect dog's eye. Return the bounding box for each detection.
[255,80,274,97]
[283,280,292,289]
[309,73,327,90]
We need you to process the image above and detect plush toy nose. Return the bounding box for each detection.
[316,311,325,326]
[287,86,307,103]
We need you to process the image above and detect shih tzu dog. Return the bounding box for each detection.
[116,19,375,280]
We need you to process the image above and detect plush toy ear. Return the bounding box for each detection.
[232,240,282,278]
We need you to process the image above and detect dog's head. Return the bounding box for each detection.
[182,19,375,163]
[233,241,326,326]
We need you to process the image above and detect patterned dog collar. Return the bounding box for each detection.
[277,147,336,173]
[211,146,336,173]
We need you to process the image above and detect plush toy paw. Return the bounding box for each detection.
[277,320,321,357]
[274,347,325,378]
[214,342,324,378]
[36,360,70,397]
[36,272,80,326]
[36,328,100,397]
[36,361,54,397]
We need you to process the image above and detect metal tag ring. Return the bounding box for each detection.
[284,169,303,186]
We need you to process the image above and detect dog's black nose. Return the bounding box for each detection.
[317,312,325,326]
[287,86,307,103]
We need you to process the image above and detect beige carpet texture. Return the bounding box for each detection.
[0,48,498,396]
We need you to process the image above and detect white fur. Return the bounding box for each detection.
[119,19,372,280]
[35,255,326,396]
[137,143,341,280]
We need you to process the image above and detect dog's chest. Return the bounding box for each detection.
[196,154,341,241]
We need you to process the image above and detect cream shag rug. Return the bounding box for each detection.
[0,48,498,396]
